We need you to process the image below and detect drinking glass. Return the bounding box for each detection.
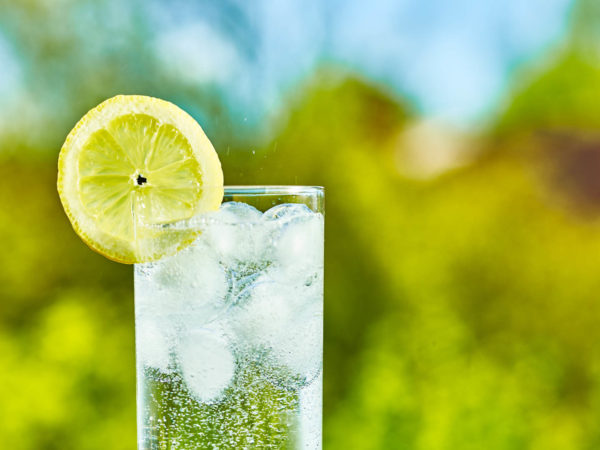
[134,186,324,449]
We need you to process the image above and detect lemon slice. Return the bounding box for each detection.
[57,95,224,263]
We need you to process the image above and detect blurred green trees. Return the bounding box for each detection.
[259,76,600,448]
[4,0,600,449]
[0,164,135,448]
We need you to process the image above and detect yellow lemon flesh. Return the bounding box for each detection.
[57,95,224,263]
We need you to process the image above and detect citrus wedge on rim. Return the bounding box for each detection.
[57,95,224,263]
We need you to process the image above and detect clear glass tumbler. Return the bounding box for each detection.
[134,186,324,449]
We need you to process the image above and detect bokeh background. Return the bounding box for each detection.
[2,0,600,448]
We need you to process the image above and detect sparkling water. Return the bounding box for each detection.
[134,202,324,449]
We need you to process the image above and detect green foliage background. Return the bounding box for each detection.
[3,1,600,448]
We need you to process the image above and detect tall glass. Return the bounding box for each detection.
[134,186,324,449]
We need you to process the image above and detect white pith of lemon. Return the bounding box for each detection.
[57,95,224,263]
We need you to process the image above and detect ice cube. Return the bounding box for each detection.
[260,265,323,309]
[174,243,229,322]
[228,278,323,383]
[262,203,314,222]
[262,204,324,287]
[277,215,323,262]
[134,264,159,311]
[135,242,229,326]
[219,201,263,222]
[136,317,172,372]
[200,202,265,264]
[275,299,323,382]
[176,326,235,403]
[227,279,293,347]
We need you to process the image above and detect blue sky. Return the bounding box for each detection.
[150,0,574,127]
[0,0,575,133]
[0,31,22,106]
[327,0,574,123]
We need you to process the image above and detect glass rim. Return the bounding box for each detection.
[223,185,324,195]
